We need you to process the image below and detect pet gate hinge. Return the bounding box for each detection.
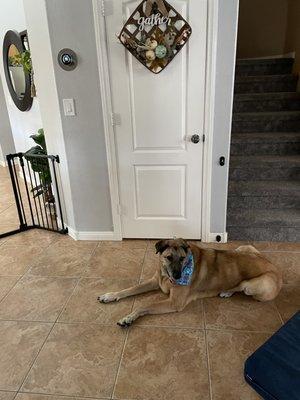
[110,112,121,126]
[202,134,206,143]
[100,0,114,17]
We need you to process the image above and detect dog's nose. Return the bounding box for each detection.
[173,271,181,280]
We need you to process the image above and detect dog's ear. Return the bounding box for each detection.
[155,240,169,254]
[178,239,190,253]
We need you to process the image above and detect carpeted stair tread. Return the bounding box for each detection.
[233,110,300,120]
[230,155,300,166]
[228,180,300,197]
[235,58,294,76]
[227,209,300,228]
[236,58,294,66]
[234,92,300,101]
[231,132,300,142]
[235,74,298,94]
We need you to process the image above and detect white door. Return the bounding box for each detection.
[105,0,207,239]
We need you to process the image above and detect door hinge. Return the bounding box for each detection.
[101,0,114,17]
[110,112,121,126]
[202,134,206,143]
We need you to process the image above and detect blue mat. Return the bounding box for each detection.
[245,311,300,400]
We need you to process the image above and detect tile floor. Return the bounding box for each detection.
[0,165,299,399]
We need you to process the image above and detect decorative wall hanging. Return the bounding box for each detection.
[118,0,192,74]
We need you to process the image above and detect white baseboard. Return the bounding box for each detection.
[67,226,122,241]
[206,232,228,243]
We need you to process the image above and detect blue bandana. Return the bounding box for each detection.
[175,251,194,286]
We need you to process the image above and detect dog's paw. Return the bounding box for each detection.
[117,314,134,328]
[97,292,118,303]
[219,291,234,298]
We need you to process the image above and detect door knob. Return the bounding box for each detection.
[191,134,200,144]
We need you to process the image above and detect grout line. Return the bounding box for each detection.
[274,301,284,325]
[16,389,110,399]
[14,244,100,396]
[15,320,56,394]
[110,242,149,400]
[203,300,213,400]
[110,329,130,400]
[0,275,24,307]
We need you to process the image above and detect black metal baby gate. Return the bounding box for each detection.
[0,152,68,239]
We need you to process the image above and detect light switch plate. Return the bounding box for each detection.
[63,98,76,116]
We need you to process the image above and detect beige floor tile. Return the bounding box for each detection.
[262,252,300,284]
[0,244,43,276]
[22,324,125,398]
[275,284,300,322]
[114,327,209,400]
[27,241,97,277]
[100,239,149,250]
[190,240,251,250]
[204,294,282,332]
[0,276,77,322]
[0,391,16,400]
[84,247,145,280]
[4,229,60,249]
[0,205,19,225]
[59,278,136,324]
[253,241,300,252]
[207,330,269,400]
[0,223,19,236]
[0,321,52,391]
[16,394,101,400]
[133,291,204,328]
[0,276,20,301]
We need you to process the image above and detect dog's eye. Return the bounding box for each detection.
[167,255,173,261]
[180,257,185,262]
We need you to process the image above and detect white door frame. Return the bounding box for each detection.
[92,0,219,241]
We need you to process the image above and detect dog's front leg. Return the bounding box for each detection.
[117,299,178,327]
[98,276,159,304]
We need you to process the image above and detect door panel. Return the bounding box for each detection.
[105,0,207,238]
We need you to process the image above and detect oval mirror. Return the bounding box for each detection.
[3,30,33,111]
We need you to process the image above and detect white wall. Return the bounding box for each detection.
[0,76,15,165]
[0,0,43,154]
[210,0,239,236]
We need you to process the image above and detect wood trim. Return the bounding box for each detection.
[92,0,123,240]
[201,0,219,242]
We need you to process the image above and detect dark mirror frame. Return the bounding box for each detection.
[3,30,33,112]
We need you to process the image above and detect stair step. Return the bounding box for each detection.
[235,74,298,94]
[227,209,300,242]
[235,58,294,76]
[232,111,300,133]
[229,155,300,181]
[227,181,300,209]
[230,132,300,155]
[234,92,300,113]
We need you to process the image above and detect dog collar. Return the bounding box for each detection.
[175,251,194,286]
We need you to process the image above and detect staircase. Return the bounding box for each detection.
[227,58,300,242]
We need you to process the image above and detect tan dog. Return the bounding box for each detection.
[98,239,282,327]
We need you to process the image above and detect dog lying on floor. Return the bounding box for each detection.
[98,239,282,327]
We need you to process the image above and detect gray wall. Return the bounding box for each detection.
[0,0,43,155]
[45,0,113,232]
[0,76,15,163]
[210,0,239,234]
